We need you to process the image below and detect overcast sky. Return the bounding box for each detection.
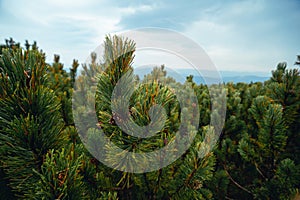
[0,0,299,74]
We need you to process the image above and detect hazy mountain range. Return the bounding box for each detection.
[134,67,270,84]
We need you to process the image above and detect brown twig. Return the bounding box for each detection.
[223,164,252,196]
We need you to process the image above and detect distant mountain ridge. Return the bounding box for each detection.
[176,68,270,84]
[134,67,270,84]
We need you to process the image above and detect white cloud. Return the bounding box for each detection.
[0,0,299,73]
[181,0,299,72]
[119,4,154,15]
[1,0,166,66]
[1,0,124,65]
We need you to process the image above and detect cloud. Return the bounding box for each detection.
[0,0,299,73]
[0,0,123,65]
[182,0,300,72]
[117,1,225,30]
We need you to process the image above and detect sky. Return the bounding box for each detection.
[0,0,299,75]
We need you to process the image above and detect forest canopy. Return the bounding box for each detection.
[0,37,299,200]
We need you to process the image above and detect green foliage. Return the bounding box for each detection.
[32,145,86,200]
[46,54,74,126]
[266,62,300,164]
[0,37,299,199]
[79,35,216,199]
[0,47,67,198]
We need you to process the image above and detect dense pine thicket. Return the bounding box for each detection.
[0,37,299,200]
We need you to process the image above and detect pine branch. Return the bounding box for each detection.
[254,162,267,180]
[223,164,253,196]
